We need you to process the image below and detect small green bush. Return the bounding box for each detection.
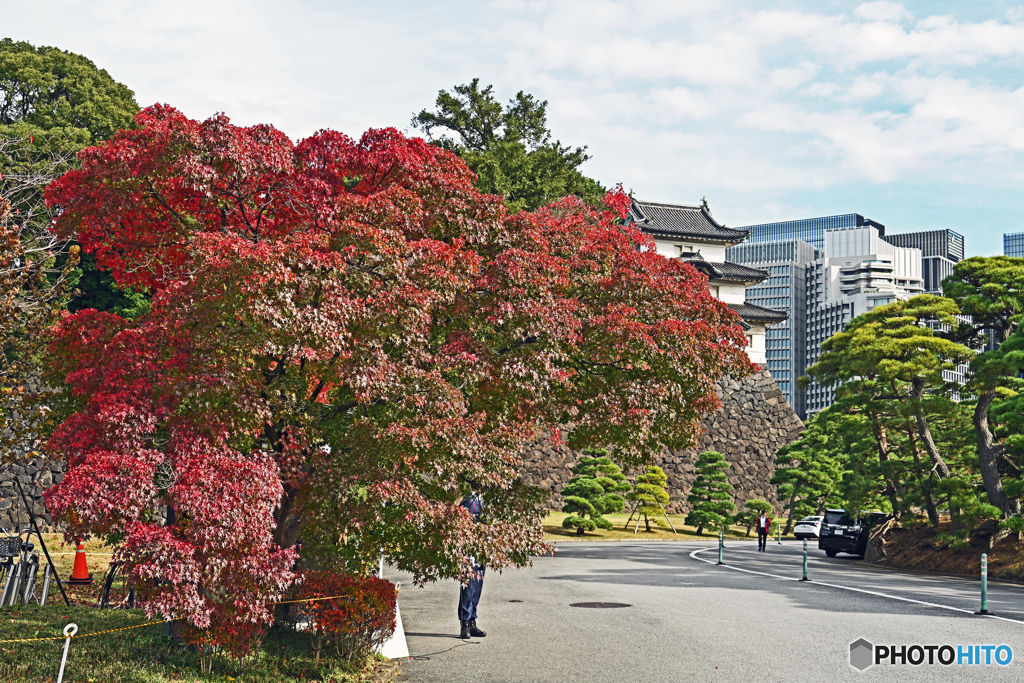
[561,449,631,535]
[626,465,671,532]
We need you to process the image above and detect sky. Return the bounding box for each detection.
[5,0,1024,255]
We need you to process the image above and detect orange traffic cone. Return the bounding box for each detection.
[67,541,93,585]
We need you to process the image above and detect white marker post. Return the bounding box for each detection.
[57,623,77,683]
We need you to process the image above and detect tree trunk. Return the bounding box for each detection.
[907,424,940,527]
[975,389,1019,516]
[872,421,902,516]
[909,378,951,480]
[783,485,799,536]
[273,482,305,549]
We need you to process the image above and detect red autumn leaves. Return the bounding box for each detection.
[41,104,753,631]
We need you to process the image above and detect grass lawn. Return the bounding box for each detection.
[2,537,398,682]
[0,602,398,682]
[543,511,797,542]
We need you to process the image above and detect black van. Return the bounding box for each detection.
[817,509,887,557]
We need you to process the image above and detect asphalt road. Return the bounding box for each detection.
[389,539,1024,682]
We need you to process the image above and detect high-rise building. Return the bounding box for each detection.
[729,220,927,418]
[725,239,818,418]
[798,226,925,417]
[1006,232,1024,258]
[883,229,964,294]
[737,214,886,250]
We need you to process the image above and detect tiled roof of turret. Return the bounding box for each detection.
[628,199,750,244]
[679,255,769,284]
[729,303,789,323]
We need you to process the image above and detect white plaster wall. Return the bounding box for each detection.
[718,282,747,304]
[653,239,727,262]
[746,322,767,365]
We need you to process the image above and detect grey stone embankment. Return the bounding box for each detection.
[0,457,64,532]
[520,369,803,513]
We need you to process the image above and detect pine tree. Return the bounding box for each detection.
[561,450,632,535]
[685,451,735,535]
[626,466,671,532]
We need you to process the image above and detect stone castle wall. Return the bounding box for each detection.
[0,457,64,533]
[519,369,804,514]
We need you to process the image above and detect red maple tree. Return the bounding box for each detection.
[42,105,753,632]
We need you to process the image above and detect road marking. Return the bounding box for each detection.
[689,546,1024,625]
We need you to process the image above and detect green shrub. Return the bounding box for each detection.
[685,451,735,535]
[561,449,631,535]
[626,465,671,532]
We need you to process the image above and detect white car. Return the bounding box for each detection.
[793,515,823,539]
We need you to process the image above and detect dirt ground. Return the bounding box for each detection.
[880,523,1024,582]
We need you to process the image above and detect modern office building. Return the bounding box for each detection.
[1006,232,1024,258]
[728,220,927,418]
[883,229,965,294]
[736,214,886,251]
[725,239,818,418]
[626,199,788,365]
[800,226,925,416]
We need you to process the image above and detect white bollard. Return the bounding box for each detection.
[57,623,78,683]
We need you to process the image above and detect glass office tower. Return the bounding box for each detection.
[737,214,885,251]
[726,239,818,419]
[883,229,965,294]
[1006,232,1024,258]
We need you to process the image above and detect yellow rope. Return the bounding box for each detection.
[0,594,356,644]
[0,620,166,643]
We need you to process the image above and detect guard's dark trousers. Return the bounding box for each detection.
[757,529,768,551]
[458,565,485,621]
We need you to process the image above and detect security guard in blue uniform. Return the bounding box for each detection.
[458,483,487,639]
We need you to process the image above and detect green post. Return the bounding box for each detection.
[717,525,724,565]
[978,553,989,615]
[800,538,810,581]
[777,524,782,544]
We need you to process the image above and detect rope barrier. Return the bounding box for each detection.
[0,620,166,643]
[0,593,356,644]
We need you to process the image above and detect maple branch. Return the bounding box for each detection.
[494,336,539,355]
[142,176,194,230]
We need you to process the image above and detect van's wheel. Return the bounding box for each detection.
[825,550,837,558]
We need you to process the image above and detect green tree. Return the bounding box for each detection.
[0,38,137,144]
[412,79,605,212]
[625,465,671,532]
[943,256,1024,516]
[735,498,774,537]
[0,39,142,317]
[805,295,973,526]
[561,451,632,535]
[771,410,847,534]
[685,451,735,535]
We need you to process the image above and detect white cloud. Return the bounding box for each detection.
[770,62,820,90]
[3,0,1023,252]
[854,2,910,23]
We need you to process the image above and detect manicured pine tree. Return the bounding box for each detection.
[561,449,632,535]
[685,451,735,535]
[626,466,671,532]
